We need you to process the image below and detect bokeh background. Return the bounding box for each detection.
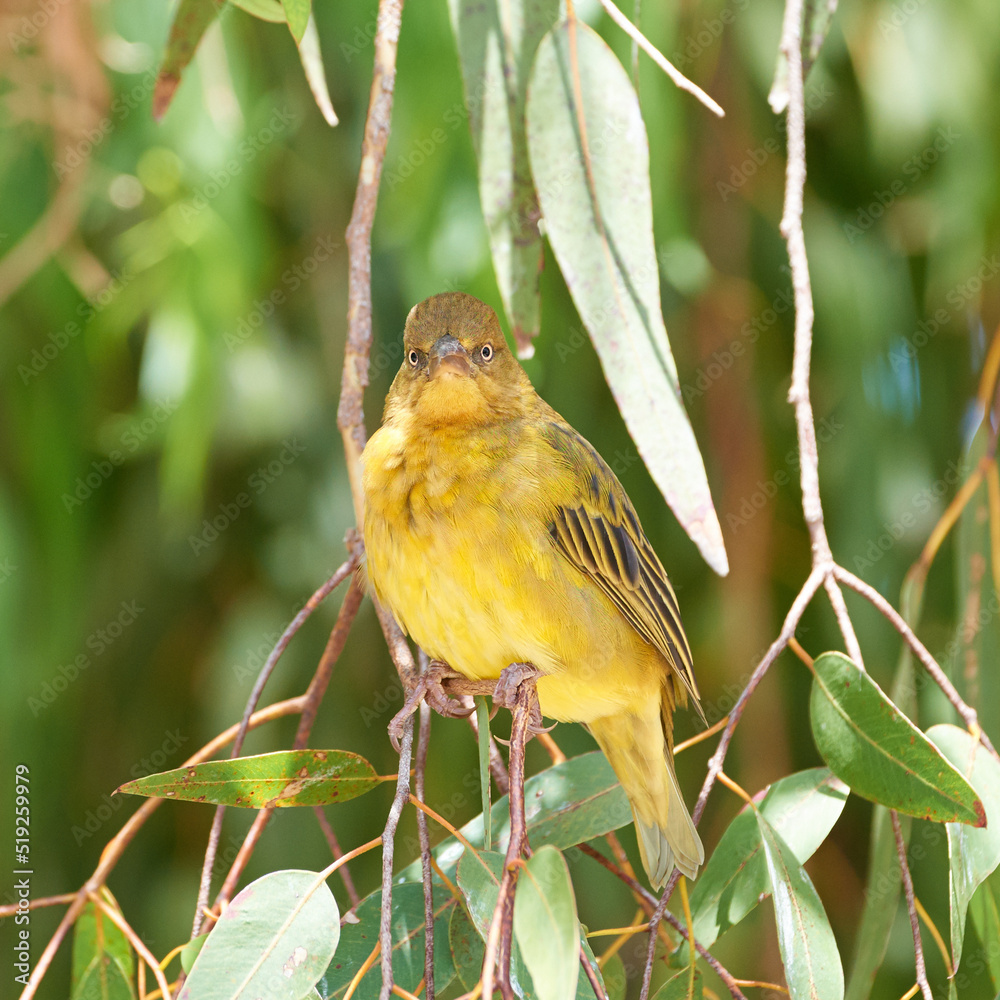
[2,0,1000,995]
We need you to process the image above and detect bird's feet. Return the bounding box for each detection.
[492,662,552,735]
[387,659,475,751]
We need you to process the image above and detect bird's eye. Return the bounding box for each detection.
[408,349,419,367]
[480,344,494,362]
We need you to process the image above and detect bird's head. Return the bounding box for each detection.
[384,293,535,429]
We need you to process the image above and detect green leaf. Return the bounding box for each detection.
[296,15,338,126]
[845,614,917,1000]
[449,902,486,991]
[321,883,455,998]
[153,0,222,121]
[281,0,310,42]
[477,696,492,851]
[756,811,844,1000]
[688,768,848,952]
[400,751,630,882]
[177,869,339,1000]
[652,969,702,1000]
[601,952,626,1000]
[514,847,580,1000]
[810,651,984,825]
[71,902,136,1000]
[928,724,1000,970]
[228,0,286,21]
[456,850,607,1000]
[525,21,728,576]
[180,933,208,976]
[116,749,382,808]
[448,0,557,356]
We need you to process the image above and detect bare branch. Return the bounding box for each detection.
[892,811,933,1000]
[416,700,435,1000]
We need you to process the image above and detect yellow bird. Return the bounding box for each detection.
[361,293,704,885]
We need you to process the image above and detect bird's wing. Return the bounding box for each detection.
[538,419,703,716]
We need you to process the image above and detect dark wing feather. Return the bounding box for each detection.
[540,421,703,716]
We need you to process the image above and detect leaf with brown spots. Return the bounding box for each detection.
[116,749,384,808]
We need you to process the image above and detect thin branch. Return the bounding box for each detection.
[92,895,173,1000]
[416,700,435,1000]
[595,0,725,117]
[313,806,362,908]
[835,565,999,762]
[380,712,416,1000]
[892,811,932,1000]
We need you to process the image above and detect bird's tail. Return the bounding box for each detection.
[589,709,703,887]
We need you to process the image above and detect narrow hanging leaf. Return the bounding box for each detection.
[476,696,492,850]
[513,846,580,1000]
[768,0,839,113]
[928,724,1000,971]
[756,811,844,1000]
[809,651,985,825]
[116,749,382,808]
[71,901,136,1000]
[177,869,340,1000]
[296,14,338,125]
[281,0,310,42]
[448,902,485,991]
[321,883,456,998]
[688,767,848,952]
[967,876,1000,989]
[153,0,222,121]
[526,21,728,575]
[448,0,558,356]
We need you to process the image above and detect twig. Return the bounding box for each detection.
[481,673,536,1000]
[595,0,725,117]
[380,712,416,1000]
[892,811,932,1000]
[313,806,361,908]
[834,565,999,762]
[416,700,435,1000]
[659,908,749,1000]
[202,559,363,921]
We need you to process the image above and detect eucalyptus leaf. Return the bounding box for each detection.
[652,969,702,1000]
[177,869,339,1000]
[71,902,135,1000]
[321,882,455,998]
[688,767,848,952]
[449,0,557,355]
[757,811,844,1000]
[928,724,1000,970]
[810,651,984,825]
[525,20,728,575]
[117,749,382,808]
[153,0,222,121]
[514,846,580,1000]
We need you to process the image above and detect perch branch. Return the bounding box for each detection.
[892,811,932,1000]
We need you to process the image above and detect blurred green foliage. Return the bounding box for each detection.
[2,0,1000,995]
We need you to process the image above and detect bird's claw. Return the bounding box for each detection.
[491,662,548,735]
[386,660,474,752]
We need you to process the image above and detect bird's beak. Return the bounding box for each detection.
[428,335,472,379]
